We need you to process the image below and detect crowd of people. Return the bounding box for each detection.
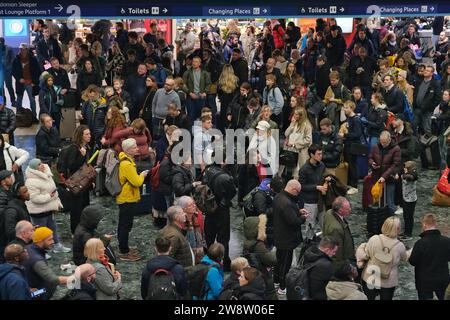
[0,16,449,300]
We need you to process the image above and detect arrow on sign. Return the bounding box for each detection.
[339,7,345,12]
[54,4,63,12]
[163,8,168,13]
[263,8,267,13]
[430,6,435,11]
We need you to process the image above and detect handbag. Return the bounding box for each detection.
[279,150,299,167]
[436,167,450,196]
[64,163,97,195]
[349,143,370,156]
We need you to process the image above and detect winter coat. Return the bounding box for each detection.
[322,209,355,272]
[315,64,331,99]
[326,281,367,300]
[148,64,168,88]
[116,152,145,204]
[303,245,334,300]
[25,165,62,215]
[231,58,249,86]
[102,125,125,151]
[227,93,252,129]
[3,198,30,242]
[409,229,450,292]
[164,112,192,132]
[47,67,70,90]
[273,190,306,250]
[81,98,108,141]
[284,122,313,171]
[38,83,63,116]
[243,215,276,268]
[159,223,194,268]
[59,143,90,179]
[171,164,194,197]
[0,264,31,300]
[158,156,175,196]
[437,101,450,133]
[203,165,237,209]
[76,69,103,93]
[35,126,60,163]
[36,38,62,65]
[0,107,15,135]
[197,255,223,300]
[112,127,152,159]
[263,86,284,116]
[237,164,259,203]
[368,141,401,182]
[349,55,378,88]
[318,129,343,169]
[390,123,416,164]
[357,234,407,288]
[366,105,388,137]
[87,260,122,300]
[298,160,326,204]
[324,83,351,106]
[343,115,364,145]
[325,33,346,67]
[382,86,404,115]
[258,67,283,93]
[413,78,442,113]
[73,206,104,266]
[124,74,147,113]
[234,276,266,300]
[2,143,29,184]
[12,51,40,94]
[183,68,211,94]
[140,255,187,299]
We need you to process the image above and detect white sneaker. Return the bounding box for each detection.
[394,207,403,215]
[346,187,358,195]
[53,243,72,253]
[277,288,287,295]
[274,283,280,290]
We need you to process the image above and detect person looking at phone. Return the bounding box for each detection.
[116,138,149,262]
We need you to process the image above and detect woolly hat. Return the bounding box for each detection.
[40,71,54,83]
[29,158,42,170]
[0,170,13,181]
[32,227,53,243]
[122,138,137,152]
[259,178,272,192]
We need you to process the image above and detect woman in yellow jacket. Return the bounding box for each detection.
[116,138,149,262]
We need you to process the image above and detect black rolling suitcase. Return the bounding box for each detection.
[420,133,441,169]
[15,108,33,127]
[366,184,392,238]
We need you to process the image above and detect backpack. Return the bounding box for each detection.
[150,155,168,190]
[105,157,128,196]
[186,263,217,299]
[146,268,178,300]
[57,144,73,178]
[242,187,260,216]
[402,94,415,124]
[285,262,316,300]
[193,184,218,214]
[243,240,264,272]
[370,235,401,279]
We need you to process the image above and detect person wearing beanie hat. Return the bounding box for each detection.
[28,158,42,170]
[116,137,149,261]
[23,226,69,300]
[396,69,414,106]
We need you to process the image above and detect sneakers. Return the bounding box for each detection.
[346,187,358,195]
[277,288,287,296]
[274,283,280,290]
[53,243,72,253]
[119,252,141,262]
[394,207,404,215]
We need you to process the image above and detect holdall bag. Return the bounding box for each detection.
[279,150,299,167]
[64,163,97,195]
[366,182,392,237]
[335,157,348,186]
[349,143,370,156]
[431,186,450,207]
[436,167,450,196]
[420,133,441,169]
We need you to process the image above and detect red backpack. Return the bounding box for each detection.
[150,155,169,190]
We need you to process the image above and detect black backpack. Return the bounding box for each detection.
[186,263,218,299]
[285,262,316,300]
[57,144,74,178]
[146,268,178,300]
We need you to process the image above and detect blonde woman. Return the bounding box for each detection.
[356,216,408,300]
[251,105,278,130]
[84,238,122,300]
[283,108,313,178]
[218,64,240,131]
[248,120,278,177]
[396,70,414,105]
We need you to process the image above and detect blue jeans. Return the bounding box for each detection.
[385,182,396,215]
[16,84,37,119]
[30,213,60,244]
[186,96,207,123]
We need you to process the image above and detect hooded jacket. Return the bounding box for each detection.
[81,98,108,140]
[35,126,60,163]
[303,245,334,300]
[171,164,194,197]
[326,281,367,300]
[73,205,104,266]
[3,198,30,242]
[38,77,63,115]
[243,215,276,268]
[382,85,404,115]
[116,152,145,204]
[0,263,31,300]
[318,128,343,169]
[25,164,62,214]
[235,275,266,300]
[366,104,388,137]
[140,255,187,300]
[198,255,223,300]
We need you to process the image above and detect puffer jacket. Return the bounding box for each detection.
[366,104,388,137]
[318,128,343,169]
[35,126,60,163]
[326,281,368,300]
[38,81,62,115]
[0,107,15,135]
[81,98,108,140]
[0,264,31,300]
[111,127,152,159]
[368,141,401,182]
[3,198,30,242]
[116,152,145,204]
[235,276,266,300]
[2,143,29,184]
[243,215,276,268]
[171,164,194,197]
[159,223,194,268]
[73,205,104,266]
[25,165,62,215]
